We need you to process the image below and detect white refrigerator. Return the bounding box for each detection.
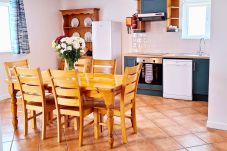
[92,21,122,74]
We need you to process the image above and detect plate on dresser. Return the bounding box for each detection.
[84,17,93,27]
[72,32,80,37]
[71,18,79,27]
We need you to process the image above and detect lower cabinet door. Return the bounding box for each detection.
[193,59,209,101]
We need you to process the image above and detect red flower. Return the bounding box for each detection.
[55,35,66,44]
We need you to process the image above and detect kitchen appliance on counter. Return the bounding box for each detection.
[92,21,122,74]
[163,59,193,100]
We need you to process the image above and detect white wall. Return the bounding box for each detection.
[60,0,136,55]
[60,0,211,54]
[207,0,227,130]
[0,0,62,100]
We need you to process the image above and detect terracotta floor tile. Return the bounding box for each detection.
[144,112,167,120]
[161,109,183,117]
[175,108,199,116]
[150,137,183,151]
[187,144,218,151]
[213,141,227,151]
[153,118,179,128]
[195,131,227,143]
[126,139,158,151]
[174,134,206,148]
[137,106,157,113]
[39,137,68,151]
[162,125,191,136]
[194,106,208,115]
[140,127,169,140]
[11,138,39,151]
[153,104,178,111]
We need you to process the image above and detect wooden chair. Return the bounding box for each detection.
[91,59,117,74]
[48,69,93,147]
[13,67,56,140]
[75,58,92,73]
[4,60,29,129]
[93,63,142,144]
[4,59,29,101]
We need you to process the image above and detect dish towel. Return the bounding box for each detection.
[145,64,153,84]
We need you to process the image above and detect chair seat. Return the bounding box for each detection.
[26,94,55,112]
[58,101,93,117]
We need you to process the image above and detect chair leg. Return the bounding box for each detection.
[120,113,128,144]
[48,111,53,121]
[41,111,47,140]
[100,114,103,133]
[79,116,84,147]
[94,109,100,139]
[57,114,62,143]
[131,106,137,133]
[74,117,80,130]
[31,110,37,129]
[23,109,28,136]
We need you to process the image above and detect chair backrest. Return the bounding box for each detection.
[13,67,45,105]
[74,58,92,73]
[92,59,117,74]
[122,64,142,105]
[4,59,29,82]
[48,70,82,108]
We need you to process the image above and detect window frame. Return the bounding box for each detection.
[0,1,12,53]
[181,0,211,39]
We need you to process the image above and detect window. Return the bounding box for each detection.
[182,0,211,39]
[0,2,11,52]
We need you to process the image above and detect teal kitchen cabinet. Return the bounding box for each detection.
[193,59,209,101]
[124,56,136,68]
[141,0,167,14]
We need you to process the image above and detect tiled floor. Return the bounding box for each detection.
[1,95,227,151]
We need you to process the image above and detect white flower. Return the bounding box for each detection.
[60,49,66,54]
[66,37,73,45]
[73,41,80,49]
[60,37,66,42]
[61,43,67,49]
[67,46,72,51]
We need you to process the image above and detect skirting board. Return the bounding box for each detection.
[0,94,10,101]
[207,120,227,131]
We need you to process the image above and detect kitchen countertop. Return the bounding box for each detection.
[123,52,210,59]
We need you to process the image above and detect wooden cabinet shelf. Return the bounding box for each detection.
[58,8,99,69]
[63,26,91,29]
[60,8,99,52]
[167,0,180,32]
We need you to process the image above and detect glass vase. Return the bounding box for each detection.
[64,59,75,70]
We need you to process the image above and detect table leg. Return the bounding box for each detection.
[103,92,114,148]
[11,91,18,130]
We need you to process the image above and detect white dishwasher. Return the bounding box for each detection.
[163,59,193,100]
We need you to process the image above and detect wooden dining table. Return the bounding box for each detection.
[5,71,123,148]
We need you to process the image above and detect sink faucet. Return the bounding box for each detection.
[199,38,206,56]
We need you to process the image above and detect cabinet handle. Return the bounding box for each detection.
[193,62,196,71]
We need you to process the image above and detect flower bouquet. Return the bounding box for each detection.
[52,36,86,70]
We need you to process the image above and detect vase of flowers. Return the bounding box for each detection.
[52,35,86,70]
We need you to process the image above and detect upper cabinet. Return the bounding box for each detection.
[141,0,167,14]
[167,0,180,32]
